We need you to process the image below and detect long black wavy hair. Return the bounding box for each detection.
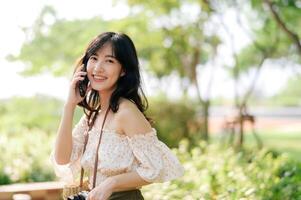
[73,32,150,128]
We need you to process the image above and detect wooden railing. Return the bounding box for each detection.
[0,182,64,200]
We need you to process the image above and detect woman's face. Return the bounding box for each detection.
[86,43,125,93]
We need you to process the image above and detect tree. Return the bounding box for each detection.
[9,2,222,141]
[7,6,113,76]
[122,0,221,140]
[263,0,301,57]
[208,0,301,147]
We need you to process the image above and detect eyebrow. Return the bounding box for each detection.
[92,53,116,59]
[105,55,116,59]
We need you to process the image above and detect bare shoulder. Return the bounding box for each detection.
[116,98,153,136]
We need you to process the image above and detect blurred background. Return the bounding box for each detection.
[0,0,300,199]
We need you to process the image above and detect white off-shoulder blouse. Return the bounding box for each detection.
[50,116,184,189]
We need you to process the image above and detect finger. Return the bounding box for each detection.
[72,76,85,84]
[76,71,87,75]
[73,70,83,78]
[75,64,85,73]
[72,75,86,82]
[74,71,87,78]
[73,71,87,77]
[70,77,85,88]
[71,74,85,82]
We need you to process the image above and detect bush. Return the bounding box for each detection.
[1,129,300,199]
[1,96,300,199]
[147,96,202,147]
[0,95,62,134]
[142,140,301,200]
[0,95,83,184]
[0,128,55,184]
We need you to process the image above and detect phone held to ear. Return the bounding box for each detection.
[77,64,89,98]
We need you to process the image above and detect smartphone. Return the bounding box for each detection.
[77,64,89,97]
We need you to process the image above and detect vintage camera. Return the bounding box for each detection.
[67,191,89,200]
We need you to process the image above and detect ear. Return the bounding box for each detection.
[120,70,125,77]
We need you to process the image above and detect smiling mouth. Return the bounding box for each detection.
[93,75,107,82]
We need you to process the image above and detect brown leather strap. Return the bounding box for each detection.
[79,107,110,190]
[92,107,110,188]
[79,129,90,188]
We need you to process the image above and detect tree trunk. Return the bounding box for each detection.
[194,80,210,141]
[237,108,244,148]
[202,100,210,141]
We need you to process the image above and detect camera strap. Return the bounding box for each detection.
[79,106,111,190]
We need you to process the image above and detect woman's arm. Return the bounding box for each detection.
[54,68,88,165]
[88,171,150,200]
[106,171,150,192]
[54,103,76,165]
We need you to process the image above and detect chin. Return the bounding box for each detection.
[92,86,105,91]
[91,84,111,92]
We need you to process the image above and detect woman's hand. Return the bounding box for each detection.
[66,65,91,107]
[87,178,116,200]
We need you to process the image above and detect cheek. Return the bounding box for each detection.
[112,65,123,76]
[110,68,121,77]
[86,61,93,72]
[86,65,94,79]
[113,70,123,81]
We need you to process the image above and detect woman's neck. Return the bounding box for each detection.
[99,90,113,111]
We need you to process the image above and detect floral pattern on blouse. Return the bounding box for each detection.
[50,116,184,188]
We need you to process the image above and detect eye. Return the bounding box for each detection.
[106,59,114,63]
[90,56,97,61]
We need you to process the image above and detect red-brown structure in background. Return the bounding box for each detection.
[222,103,262,149]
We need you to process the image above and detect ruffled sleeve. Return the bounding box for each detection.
[49,115,88,185]
[126,128,184,183]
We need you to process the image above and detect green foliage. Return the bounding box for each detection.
[251,0,301,38]
[147,96,202,147]
[8,6,110,76]
[8,5,169,78]
[0,95,300,199]
[142,140,301,199]
[228,0,301,78]
[9,1,221,86]
[249,0,301,63]
[0,95,62,134]
[0,128,55,184]
[0,96,84,184]
[0,95,62,183]
[0,95,201,183]
[125,0,220,80]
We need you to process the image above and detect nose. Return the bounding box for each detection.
[93,60,105,73]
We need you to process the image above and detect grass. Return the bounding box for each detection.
[213,129,301,161]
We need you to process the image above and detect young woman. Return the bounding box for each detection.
[50,32,184,200]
